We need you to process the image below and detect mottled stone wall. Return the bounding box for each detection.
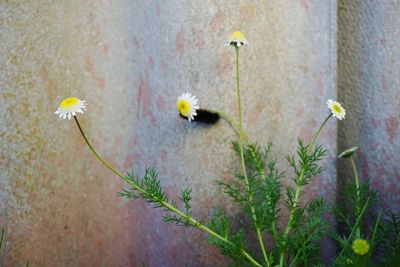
[1,1,139,266]
[4,0,398,266]
[338,1,400,209]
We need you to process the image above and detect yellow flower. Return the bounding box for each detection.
[352,239,369,255]
[225,31,249,47]
[177,93,199,121]
[327,99,346,120]
[55,97,87,120]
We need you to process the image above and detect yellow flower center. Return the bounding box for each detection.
[230,31,246,41]
[352,239,369,255]
[60,98,79,109]
[177,99,190,116]
[332,103,342,113]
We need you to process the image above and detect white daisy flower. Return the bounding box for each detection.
[177,92,199,121]
[55,97,87,120]
[225,31,249,47]
[327,99,346,120]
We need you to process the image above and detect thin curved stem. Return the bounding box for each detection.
[309,113,332,153]
[0,228,4,253]
[206,108,239,129]
[350,157,361,238]
[206,108,249,143]
[235,47,269,267]
[337,196,371,258]
[73,116,262,267]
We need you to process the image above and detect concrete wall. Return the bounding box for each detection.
[1,0,396,266]
[337,0,400,208]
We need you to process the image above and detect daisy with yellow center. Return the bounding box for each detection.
[177,92,199,121]
[352,239,370,255]
[327,99,346,120]
[225,31,249,47]
[55,97,87,120]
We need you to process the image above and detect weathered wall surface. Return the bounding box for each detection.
[338,1,400,209]
[1,0,339,266]
[1,1,140,266]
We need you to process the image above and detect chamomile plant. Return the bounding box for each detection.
[56,31,398,266]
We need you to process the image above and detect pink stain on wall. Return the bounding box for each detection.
[156,95,166,112]
[160,60,168,77]
[210,11,224,32]
[384,116,399,144]
[176,29,185,61]
[361,157,370,182]
[160,149,168,161]
[299,0,310,11]
[148,56,155,70]
[316,71,324,92]
[196,29,205,49]
[248,99,266,123]
[371,118,381,129]
[123,41,128,49]
[40,68,56,101]
[136,75,157,125]
[133,36,141,49]
[299,119,317,141]
[123,154,140,169]
[381,74,389,91]
[103,44,110,57]
[240,4,256,21]
[217,52,232,79]
[136,76,145,117]
[156,5,161,16]
[84,56,106,91]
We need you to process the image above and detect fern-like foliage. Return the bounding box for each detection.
[286,140,327,187]
[287,197,328,266]
[230,142,284,232]
[376,212,400,266]
[284,141,326,226]
[207,210,249,265]
[118,167,198,227]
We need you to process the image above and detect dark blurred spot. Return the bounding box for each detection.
[179,109,220,124]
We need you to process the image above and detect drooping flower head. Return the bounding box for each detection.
[225,31,249,47]
[55,97,87,120]
[327,99,346,120]
[352,239,370,256]
[177,93,199,121]
[338,147,358,158]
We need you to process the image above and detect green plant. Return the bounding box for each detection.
[55,31,398,266]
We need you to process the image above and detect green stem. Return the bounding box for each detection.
[206,109,239,130]
[309,113,332,152]
[337,196,371,258]
[206,108,248,142]
[350,157,361,238]
[73,116,262,267]
[0,228,4,254]
[235,47,269,267]
[370,209,382,253]
[279,113,332,267]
